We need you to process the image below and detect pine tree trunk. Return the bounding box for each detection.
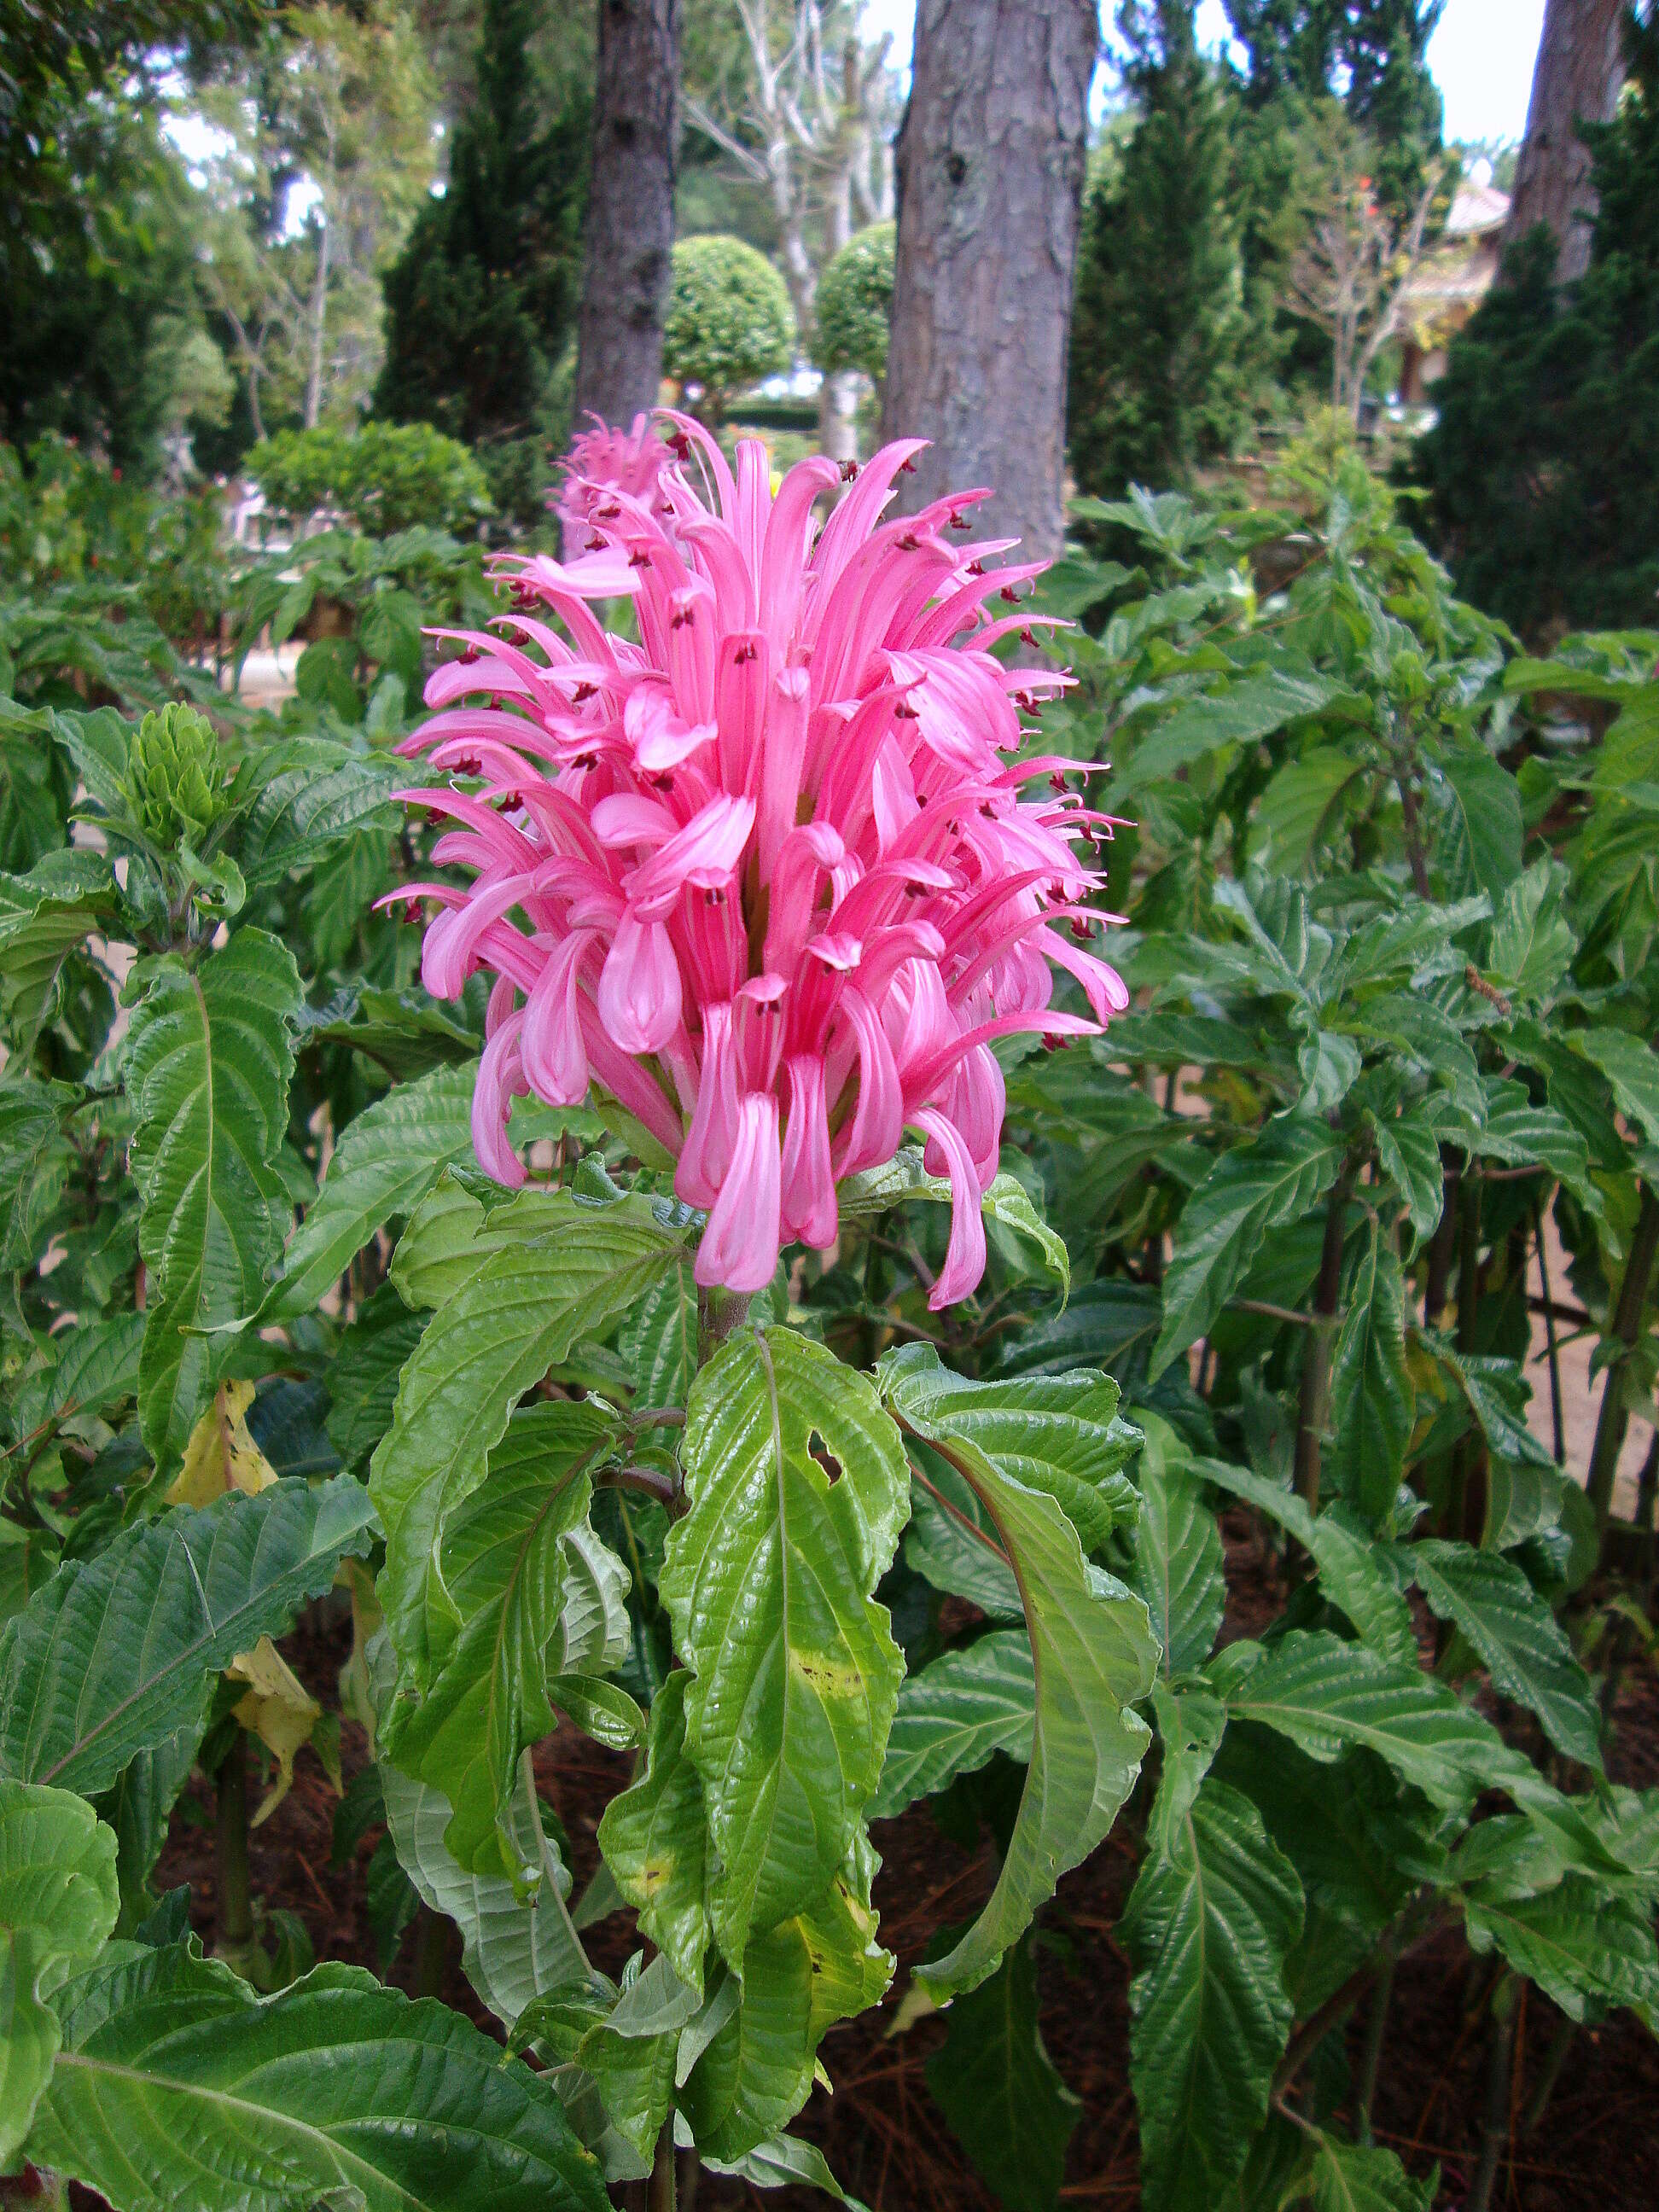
[1504,0,1627,286]
[882,0,1097,562]
[573,0,680,433]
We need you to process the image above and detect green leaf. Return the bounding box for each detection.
[1123,1777,1303,2212]
[1325,1224,1415,1524]
[1152,1121,1342,1380]
[1253,748,1363,875]
[837,1149,1070,1295]
[0,1074,75,1271]
[0,851,115,1049]
[126,929,303,1471]
[12,1313,145,1441]
[925,1932,1080,2212]
[1572,1030,1659,1148]
[1469,1079,1598,1206]
[597,1671,710,1993]
[1488,859,1575,1003]
[870,1632,1035,1820]
[902,1451,1024,1617]
[0,1780,119,2164]
[661,1329,907,1961]
[1211,1629,1515,1813]
[1290,2133,1437,2212]
[878,1344,1156,1997]
[25,1944,611,2212]
[705,2132,870,2206]
[325,1286,428,1471]
[381,1401,620,1871]
[622,1260,698,1412]
[370,1188,682,1676]
[1366,1109,1444,1244]
[1121,670,1348,792]
[262,1063,479,1322]
[1435,744,1522,905]
[1462,1875,1659,2021]
[1195,1463,1415,1666]
[1405,1540,1602,1770]
[230,736,405,888]
[0,1476,375,1796]
[1125,1418,1224,1679]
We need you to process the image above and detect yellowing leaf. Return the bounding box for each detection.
[167,1381,278,1506]
[228,1636,323,1825]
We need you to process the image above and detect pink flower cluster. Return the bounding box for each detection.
[392,417,1125,1306]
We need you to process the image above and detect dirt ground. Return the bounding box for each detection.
[132,1511,1659,2212]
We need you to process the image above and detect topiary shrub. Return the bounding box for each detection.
[250,422,492,538]
[812,222,894,388]
[663,234,794,424]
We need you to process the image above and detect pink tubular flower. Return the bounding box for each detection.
[390,416,1125,1307]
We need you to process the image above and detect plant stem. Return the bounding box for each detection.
[649,2118,677,2212]
[1521,2011,1575,2136]
[1587,1185,1659,1533]
[1423,1148,1459,1328]
[1534,1202,1566,1466]
[1293,1173,1350,1528]
[1355,1951,1394,2144]
[214,1733,253,1958]
[1466,1975,1518,2212]
[1448,1176,1485,1543]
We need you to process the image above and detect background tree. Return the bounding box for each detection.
[812,218,894,408]
[375,0,590,518]
[1418,2,1659,633]
[884,0,1097,560]
[1069,0,1249,494]
[681,1,896,458]
[572,0,680,437]
[661,231,794,421]
[1504,0,1628,284]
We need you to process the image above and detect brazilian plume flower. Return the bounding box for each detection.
[390,418,1126,1305]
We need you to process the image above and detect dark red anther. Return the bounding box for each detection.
[840,459,859,482]
[586,534,606,551]
[899,457,917,473]
[704,886,725,908]
[999,585,1020,603]
[948,510,970,531]
[669,431,693,460]
[965,560,985,577]
[734,641,758,663]
[671,605,694,627]
[597,500,621,520]
[629,550,652,569]
[460,643,481,665]
[651,772,675,792]
[904,881,926,899]
[894,701,920,719]
[899,533,921,551]
[573,751,598,770]
[1050,773,1067,792]
[1070,917,1092,941]
[572,682,597,704]
[1021,626,1036,647]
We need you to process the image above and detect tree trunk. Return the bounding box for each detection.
[572,0,680,434]
[882,0,1097,562]
[1504,0,1627,286]
[303,214,331,431]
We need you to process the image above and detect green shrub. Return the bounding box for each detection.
[250,422,492,538]
[663,234,794,422]
[812,222,894,385]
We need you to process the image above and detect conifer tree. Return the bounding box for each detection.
[1068,0,1248,494]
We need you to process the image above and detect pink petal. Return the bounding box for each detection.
[913,1109,987,1311]
[695,1092,782,1294]
[598,910,683,1054]
[781,1056,837,1249]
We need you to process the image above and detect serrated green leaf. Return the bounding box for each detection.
[1123,1776,1303,2212]
[1121,670,1348,792]
[597,1670,709,1992]
[263,1063,479,1321]
[12,1313,145,1441]
[0,1476,375,1796]
[1367,1109,1444,1243]
[1405,1540,1601,1770]
[836,1148,1069,1295]
[1253,748,1363,875]
[1470,1079,1598,1206]
[1435,744,1522,905]
[0,1074,76,1272]
[0,1779,119,2164]
[878,1344,1156,1997]
[705,2131,870,2205]
[26,1944,610,2211]
[371,1188,682,1677]
[1463,1874,1659,2020]
[870,1631,1035,1820]
[662,1329,907,1962]
[0,851,116,1049]
[1326,1224,1415,1523]
[1291,2132,1437,2212]
[902,1450,1024,1617]
[381,1401,619,1870]
[1196,1462,1415,1666]
[1126,1419,1224,1679]
[1488,859,1575,1002]
[126,929,303,1471]
[1152,1122,1342,1380]
[231,736,405,888]
[622,1261,698,1413]
[1572,1029,1659,1148]
[325,1285,428,1470]
[926,1932,1080,2212]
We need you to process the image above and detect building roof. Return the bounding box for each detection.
[1444,180,1511,238]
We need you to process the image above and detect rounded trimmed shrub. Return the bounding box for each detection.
[250,421,492,538]
[812,222,894,385]
[663,235,794,422]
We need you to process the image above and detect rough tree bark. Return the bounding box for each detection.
[1504,0,1627,286]
[882,0,1098,562]
[573,0,680,433]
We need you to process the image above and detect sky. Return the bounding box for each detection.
[860,0,1545,148]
